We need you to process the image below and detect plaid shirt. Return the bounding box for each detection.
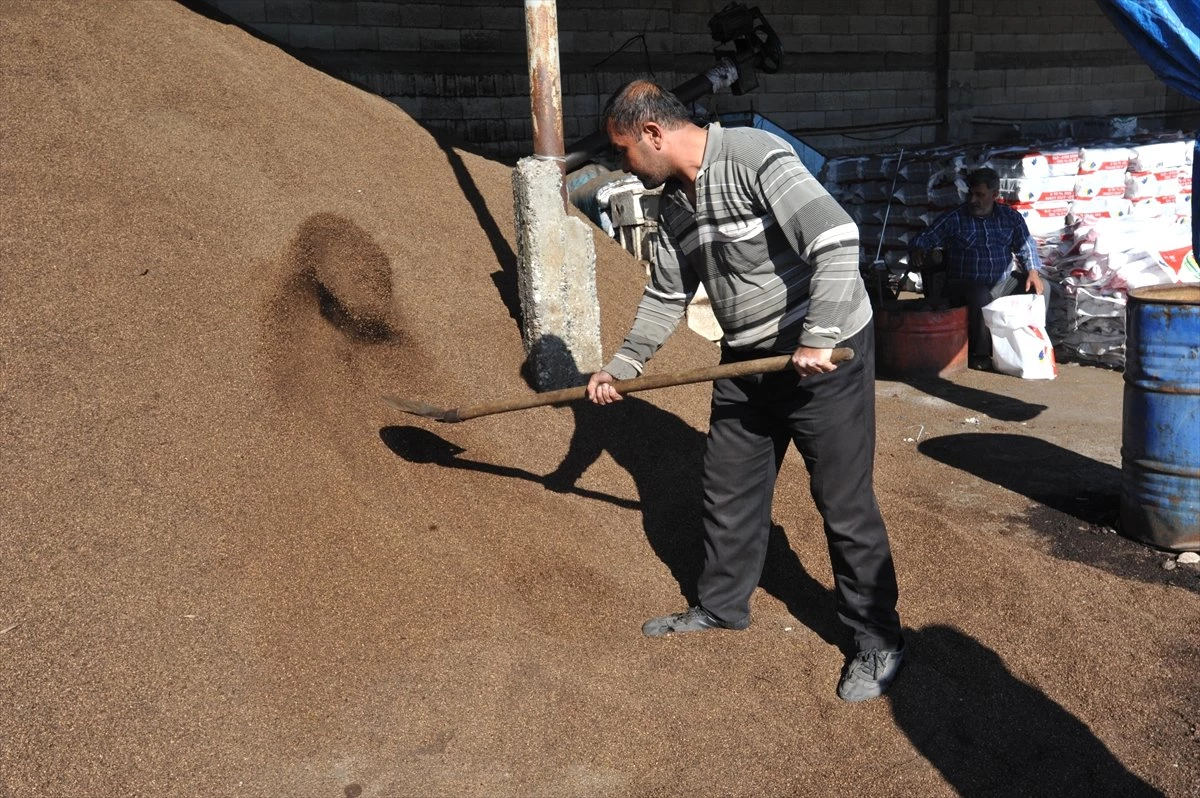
[911,202,1042,285]
[603,123,870,380]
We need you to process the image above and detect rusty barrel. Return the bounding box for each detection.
[875,300,968,378]
[1121,285,1200,551]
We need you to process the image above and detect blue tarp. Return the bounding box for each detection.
[717,112,826,177]
[1096,0,1200,102]
[1095,0,1200,252]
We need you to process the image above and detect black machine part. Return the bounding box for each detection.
[562,3,784,172]
[710,2,783,94]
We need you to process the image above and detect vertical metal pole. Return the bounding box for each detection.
[525,0,567,209]
[934,0,950,144]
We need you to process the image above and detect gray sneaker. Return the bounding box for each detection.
[642,606,740,637]
[837,645,905,702]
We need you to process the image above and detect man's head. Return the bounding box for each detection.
[601,80,692,188]
[966,168,1001,217]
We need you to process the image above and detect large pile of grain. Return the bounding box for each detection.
[2,3,1196,797]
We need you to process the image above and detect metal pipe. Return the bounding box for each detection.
[971,108,1200,124]
[934,0,950,144]
[804,117,943,136]
[525,0,567,208]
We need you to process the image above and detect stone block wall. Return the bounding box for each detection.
[207,0,1197,162]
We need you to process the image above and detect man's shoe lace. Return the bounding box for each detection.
[854,648,888,678]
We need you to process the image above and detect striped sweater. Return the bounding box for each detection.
[603,123,871,380]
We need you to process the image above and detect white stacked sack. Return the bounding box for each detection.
[1044,215,1195,366]
[1045,138,1196,366]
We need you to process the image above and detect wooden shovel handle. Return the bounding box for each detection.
[444,346,854,422]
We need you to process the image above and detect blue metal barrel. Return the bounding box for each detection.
[1121,285,1200,551]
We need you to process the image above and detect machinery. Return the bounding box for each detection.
[562,2,784,172]
[706,1,783,95]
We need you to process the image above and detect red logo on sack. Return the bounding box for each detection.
[1028,327,1059,376]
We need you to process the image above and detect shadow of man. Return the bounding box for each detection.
[914,432,1195,593]
[379,424,641,511]
[890,624,1162,797]
[919,432,1120,523]
[543,395,710,606]
[901,374,1047,422]
[375,332,712,606]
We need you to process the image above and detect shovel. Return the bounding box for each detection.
[383,347,854,423]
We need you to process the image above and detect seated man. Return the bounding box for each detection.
[910,167,1045,369]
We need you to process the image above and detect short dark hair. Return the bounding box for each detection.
[602,79,691,138]
[967,168,1000,191]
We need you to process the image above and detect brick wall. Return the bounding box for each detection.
[208,0,1198,163]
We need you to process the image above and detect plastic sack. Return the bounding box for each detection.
[981,293,1058,380]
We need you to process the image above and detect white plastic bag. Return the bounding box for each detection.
[981,293,1058,380]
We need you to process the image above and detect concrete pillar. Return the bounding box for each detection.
[512,157,602,390]
[946,8,978,142]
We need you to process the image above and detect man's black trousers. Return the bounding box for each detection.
[944,273,1046,358]
[697,321,903,651]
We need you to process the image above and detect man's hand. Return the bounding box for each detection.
[1024,270,1044,295]
[911,248,945,271]
[586,370,623,404]
[791,346,837,378]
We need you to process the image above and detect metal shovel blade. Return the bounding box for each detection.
[382,395,454,422]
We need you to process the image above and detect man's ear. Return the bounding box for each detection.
[643,121,664,150]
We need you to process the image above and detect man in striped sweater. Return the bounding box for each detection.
[586,80,904,702]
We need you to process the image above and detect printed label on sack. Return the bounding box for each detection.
[1079,147,1133,173]
[1160,245,1194,274]
[1028,326,1058,378]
